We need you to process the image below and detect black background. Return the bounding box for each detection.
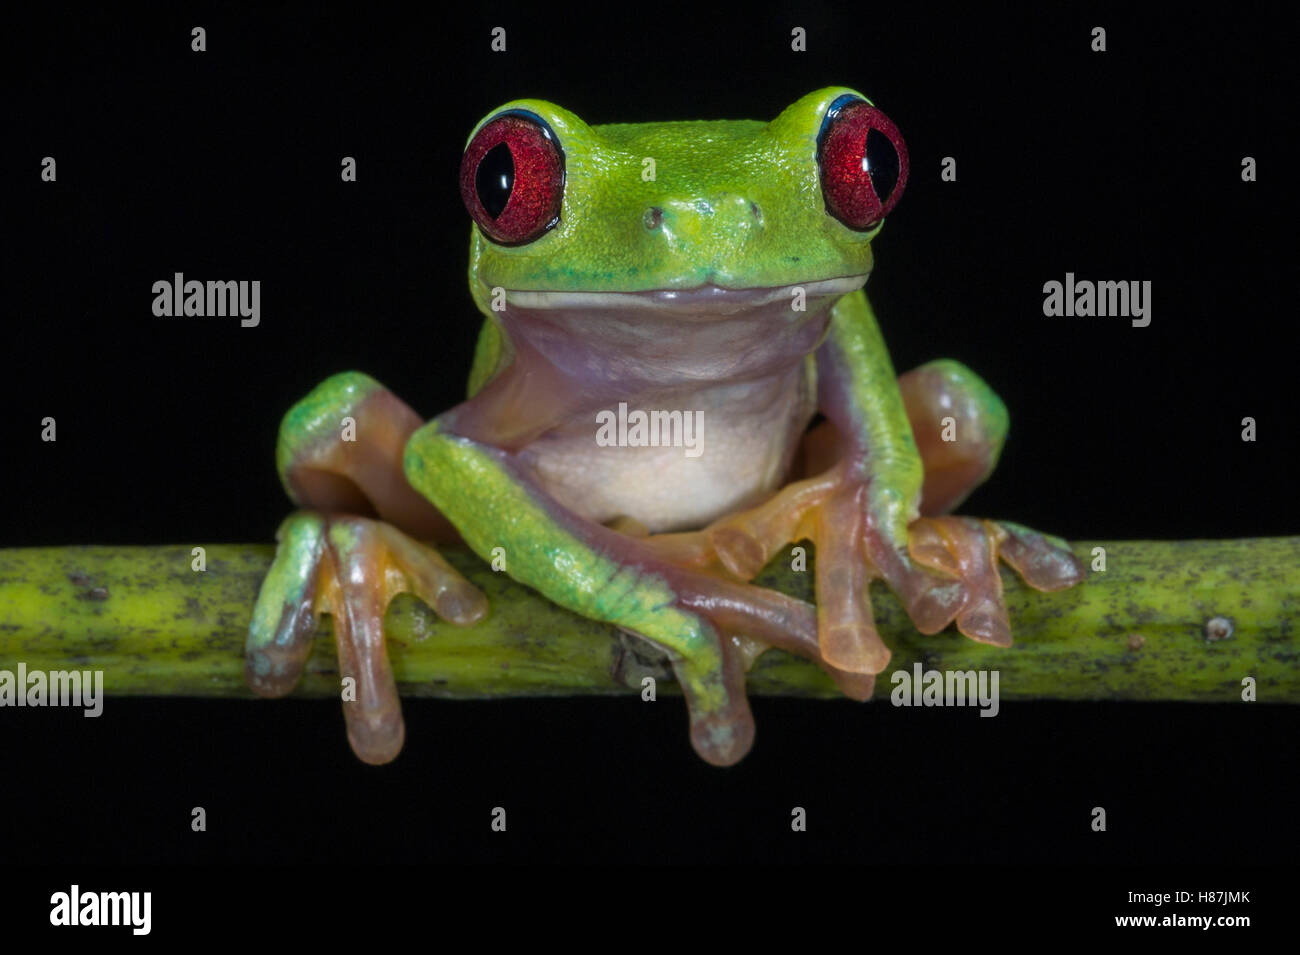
[4,0,1295,876]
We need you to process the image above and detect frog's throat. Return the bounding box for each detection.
[484,273,864,387]
[503,274,868,317]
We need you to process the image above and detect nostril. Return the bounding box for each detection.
[749,200,763,224]
[643,206,663,230]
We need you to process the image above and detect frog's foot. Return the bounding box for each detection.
[703,356,1082,667]
[904,516,1084,645]
[245,511,486,765]
[570,528,877,765]
[624,518,879,686]
[701,465,1084,670]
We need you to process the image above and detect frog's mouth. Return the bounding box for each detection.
[503,274,868,319]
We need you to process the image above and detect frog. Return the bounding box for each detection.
[244,87,1084,767]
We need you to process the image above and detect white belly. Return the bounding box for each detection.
[519,369,814,532]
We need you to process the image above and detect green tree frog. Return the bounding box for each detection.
[245,88,1084,767]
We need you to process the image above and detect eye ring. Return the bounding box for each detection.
[816,94,909,232]
[459,109,566,246]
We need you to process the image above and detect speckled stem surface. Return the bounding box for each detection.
[0,539,1295,701]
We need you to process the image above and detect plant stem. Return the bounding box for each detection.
[0,538,1296,701]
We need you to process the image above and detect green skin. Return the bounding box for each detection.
[246,87,1084,766]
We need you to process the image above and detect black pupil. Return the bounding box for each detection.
[864,128,899,204]
[476,141,515,219]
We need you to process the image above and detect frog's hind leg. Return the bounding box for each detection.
[896,359,1009,516]
[895,361,1085,610]
[274,371,463,540]
[246,372,488,764]
[704,337,1082,673]
[798,359,1009,515]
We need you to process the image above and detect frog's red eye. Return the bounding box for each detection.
[817,96,909,231]
[459,111,565,246]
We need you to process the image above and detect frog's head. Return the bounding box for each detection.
[459,87,908,326]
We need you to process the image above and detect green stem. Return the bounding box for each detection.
[0,538,1295,700]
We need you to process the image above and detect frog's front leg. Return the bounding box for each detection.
[245,372,489,764]
[402,414,874,766]
[705,291,1084,674]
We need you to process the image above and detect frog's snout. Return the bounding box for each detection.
[644,194,764,260]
